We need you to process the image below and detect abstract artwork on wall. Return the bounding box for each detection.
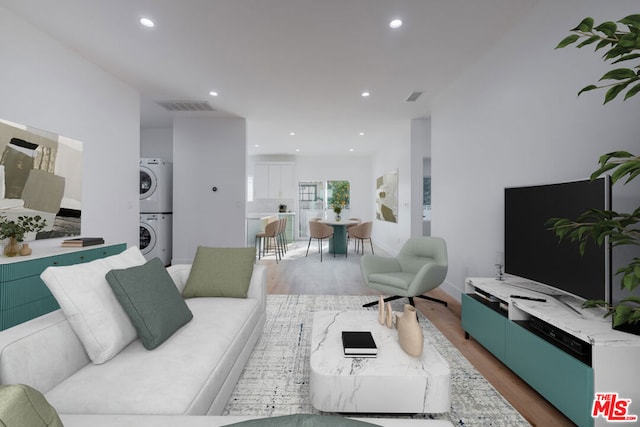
[0,119,82,240]
[376,170,398,223]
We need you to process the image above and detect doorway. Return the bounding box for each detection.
[298,182,324,239]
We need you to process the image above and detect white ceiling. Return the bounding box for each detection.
[1,0,536,156]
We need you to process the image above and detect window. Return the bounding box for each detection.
[299,184,317,202]
[327,180,350,210]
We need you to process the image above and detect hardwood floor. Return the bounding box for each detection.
[260,244,576,427]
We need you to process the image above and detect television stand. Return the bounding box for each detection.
[461,276,640,427]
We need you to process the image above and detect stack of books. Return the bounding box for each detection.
[341,331,377,358]
[61,237,105,248]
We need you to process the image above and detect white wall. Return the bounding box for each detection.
[0,6,140,248]
[172,117,247,263]
[433,0,640,300]
[372,122,413,255]
[141,127,173,161]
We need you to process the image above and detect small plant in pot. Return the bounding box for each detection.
[549,15,640,332]
[0,215,48,257]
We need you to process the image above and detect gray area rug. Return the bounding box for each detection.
[223,295,530,426]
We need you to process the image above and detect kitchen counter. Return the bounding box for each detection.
[246,213,296,247]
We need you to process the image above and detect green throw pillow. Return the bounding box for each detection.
[182,246,256,298]
[106,257,193,350]
[0,384,63,427]
[222,414,378,426]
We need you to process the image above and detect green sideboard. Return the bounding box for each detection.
[0,243,126,331]
[462,277,640,427]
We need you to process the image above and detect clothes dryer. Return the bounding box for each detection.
[140,158,173,213]
[140,213,172,266]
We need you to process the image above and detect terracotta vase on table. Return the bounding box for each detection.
[396,304,424,357]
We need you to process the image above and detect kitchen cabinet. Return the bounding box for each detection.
[254,163,294,199]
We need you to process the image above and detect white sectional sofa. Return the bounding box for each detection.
[0,262,266,416]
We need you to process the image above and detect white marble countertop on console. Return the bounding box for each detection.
[466,277,640,347]
[0,242,119,265]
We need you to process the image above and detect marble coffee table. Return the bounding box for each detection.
[310,310,450,414]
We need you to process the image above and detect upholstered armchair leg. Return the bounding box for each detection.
[416,295,448,307]
[369,238,374,255]
[362,295,403,308]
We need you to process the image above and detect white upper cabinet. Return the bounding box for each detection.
[254,162,294,199]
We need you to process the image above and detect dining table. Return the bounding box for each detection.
[318,219,359,255]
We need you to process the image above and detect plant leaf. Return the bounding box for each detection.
[600,68,638,80]
[595,21,618,37]
[578,85,599,97]
[572,17,594,32]
[619,15,640,29]
[624,81,640,100]
[604,81,632,104]
[612,53,640,64]
[613,304,633,327]
[595,39,612,51]
[556,34,580,49]
[577,35,601,48]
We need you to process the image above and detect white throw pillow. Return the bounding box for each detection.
[41,246,147,364]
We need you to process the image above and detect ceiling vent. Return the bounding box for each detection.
[405,91,424,102]
[156,101,215,112]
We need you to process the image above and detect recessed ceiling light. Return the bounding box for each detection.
[209,91,218,97]
[139,17,155,28]
[359,132,365,136]
[349,148,355,152]
[289,132,296,136]
[361,91,370,97]
[295,148,301,152]
[254,144,260,148]
[389,18,403,29]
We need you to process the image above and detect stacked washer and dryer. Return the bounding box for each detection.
[139,158,173,266]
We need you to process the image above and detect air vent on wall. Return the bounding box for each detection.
[156,101,215,112]
[405,91,424,102]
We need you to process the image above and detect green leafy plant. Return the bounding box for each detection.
[550,15,640,328]
[0,215,48,242]
[556,14,640,104]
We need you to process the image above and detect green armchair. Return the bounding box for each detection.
[360,236,448,308]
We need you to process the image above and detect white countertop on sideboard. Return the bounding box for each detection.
[466,276,640,347]
[0,242,121,265]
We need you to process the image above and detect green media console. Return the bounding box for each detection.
[0,243,126,331]
[462,277,640,427]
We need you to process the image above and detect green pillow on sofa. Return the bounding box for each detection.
[223,414,378,426]
[182,246,256,298]
[0,384,63,427]
[106,257,193,350]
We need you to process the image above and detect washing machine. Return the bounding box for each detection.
[140,213,172,266]
[140,158,173,213]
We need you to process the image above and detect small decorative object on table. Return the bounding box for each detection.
[0,215,47,257]
[341,330,377,358]
[333,206,342,222]
[19,243,32,256]
[396,304,424,357]
[377,296,395,328]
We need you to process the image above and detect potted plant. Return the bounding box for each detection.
[0,215,48,257]
[550,14,640,332]
[329,180,350,221]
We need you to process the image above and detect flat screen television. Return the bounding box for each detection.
[504,177,611,302]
